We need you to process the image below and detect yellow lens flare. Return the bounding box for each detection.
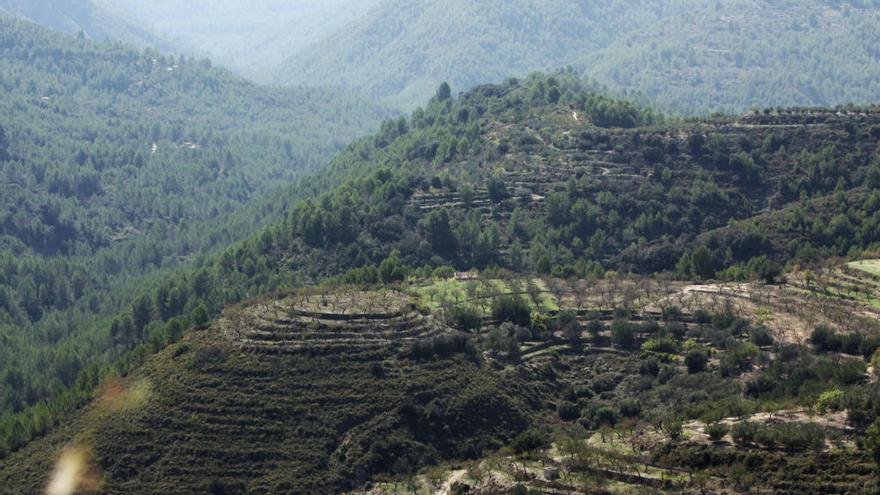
[45,446,102,495]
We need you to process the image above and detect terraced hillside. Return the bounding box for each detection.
[368,272,880,494]
[256,77,880,283]
[5,262,880,493]
[0,290,536,494]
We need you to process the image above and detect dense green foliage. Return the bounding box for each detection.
[0,16,387,419]
[212,74,880,286]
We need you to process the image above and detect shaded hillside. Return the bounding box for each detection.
[276,0,880,113]
[0,290,536,494]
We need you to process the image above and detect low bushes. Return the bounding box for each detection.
[730,421,825,451]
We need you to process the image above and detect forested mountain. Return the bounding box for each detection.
[0,15,387,424]
[585,0,880,114]
[100,0,380,81]
[3,73,880,493]
[0,0,173,51]
[276,0,638,108]
[275,0,880,113]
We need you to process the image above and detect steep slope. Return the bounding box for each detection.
[0,0,173,50]
[276,0,880,113]
[0,16,388,424]
[0,290,535,494]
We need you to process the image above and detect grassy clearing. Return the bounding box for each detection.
[847,259,880,277]
[412,277,559,312]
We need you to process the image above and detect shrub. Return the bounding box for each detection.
[685,348,709,374]
[594,406,619,427]
[749,326,775,347]
[491,295,531,326]
[745,376,777,398]
[861,335,880,360]
[662,417,683,440]
[665,321,687,339]
[557,401,580,421]
[591,373,619,393]
[511,428,550,454]
[746,255,782,284]
[586,319,604,339]
[712,311,737,330]
[816,389,844,413]
[662,305,683,321]
[447,305,483,331]
[619,399,641,418]
[730,421,757,445]
[556,310,581,343]
[513,325,532,342]
[610,320,637,350]
[706,422,729,442]
[484,326,521,359]
[694,310,711,324]
[642,337,679,355]
[811,325,842,352]
[639,358,660,376]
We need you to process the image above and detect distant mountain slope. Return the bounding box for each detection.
[275,0,880,113]
[585,0,880,114]
[275,0,647,108]
[101,0,380,81]
[0,0,173,50]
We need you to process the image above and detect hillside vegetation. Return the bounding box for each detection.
[0,16,387,423]
[4,267,880,493]
[4,71,880,461]
[1,290,536,494]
